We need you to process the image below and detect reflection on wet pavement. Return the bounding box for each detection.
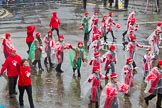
[0,1,162,108]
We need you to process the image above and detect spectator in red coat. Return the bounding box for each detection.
[0,48,22,98]
[26,25,36,54]
[18,59,35,108]
[1,32,14,58]
[49,11,61,37]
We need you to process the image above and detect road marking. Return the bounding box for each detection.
[137,21,160,25]
[0,8,10,19]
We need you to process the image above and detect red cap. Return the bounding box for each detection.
[26,25,32,30]
[103,15,107,19]
[109,11,113,16]
[92,66,100,72]
[85,11,89,16]
[94,10,98,14]
[93,18,98,23]
[130,35,136,41]
[11,48,16,53]
[94,52,100,57]
[78,41,83,46]
[130,18,136,24]
[109,45,116,51]
[5,32,11,39]
[157,21,162,26]
[36,32,41,38]
[52,11,57,16]
[158,60,162,65]
[59,35,64,39]
[110,73,118,79]
[48,30,52,34]
[126,57,133,64]
[94,34,100,40]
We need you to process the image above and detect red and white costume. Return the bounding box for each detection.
[43,31,55,54]
[87,66,107,102]
[55,36,72,64]
[127,36,143,59]
[89,18,101,44]
[142,47,153,79]
[89,10,99,31]
[127,18,138,41]
[103,45,117,74]
[127,11,135,29]
[145,66,162,94]
[106,15,116,32]
[1,32,14,58]
[100,73,129,108]
[89,52,105,72]
[121,58,136,92]
[150,22,162,56]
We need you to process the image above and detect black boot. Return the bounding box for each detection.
[55,64,59,72]
[32,60,37,69]
[59,63,63,73]
[73,68,76,77]
[105,68,110,76]
[44,57,48,64]
[95,102,99,108]
[77,69,81,78]
[111,31,117,39]
[38,60,44,72]
[122,42,126,50]
[56,63,63,73]
[144,97,149,106]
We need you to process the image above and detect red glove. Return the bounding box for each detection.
[39,48,42,52]
[88,79,91,83]
[114,61,116,64]
[69,44,72,49]
[105,76,109,80]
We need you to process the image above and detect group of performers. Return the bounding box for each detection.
[0,9,162,108]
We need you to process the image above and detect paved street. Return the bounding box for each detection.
[0,1,162,108]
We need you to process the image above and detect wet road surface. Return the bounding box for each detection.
[0,1,162,108]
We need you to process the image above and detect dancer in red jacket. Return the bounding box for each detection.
[26,25,35,54]
[18,59,35,108]
[0,48,22,98]
[49,11,61,37]
[1,32,14,58]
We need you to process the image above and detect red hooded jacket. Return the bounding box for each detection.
[49,14,61,29]
[18,66,32,86]
[0,54,22,77]
[26,26,35,43]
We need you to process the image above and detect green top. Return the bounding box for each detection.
[80,16,90,33]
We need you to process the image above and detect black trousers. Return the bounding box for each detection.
[105,31,115,42]
[8,76,18,96]
[145,93,162,108]
[73,68,81,77]
[103,0,107,7]
[156,0,160,8]
[122,30,127,39]
[27,42,32,54]
[51,28,60,37]
[124,0,129,8]
[18,85,35,108]
[32,60,42,69]
[83,0,87,10]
